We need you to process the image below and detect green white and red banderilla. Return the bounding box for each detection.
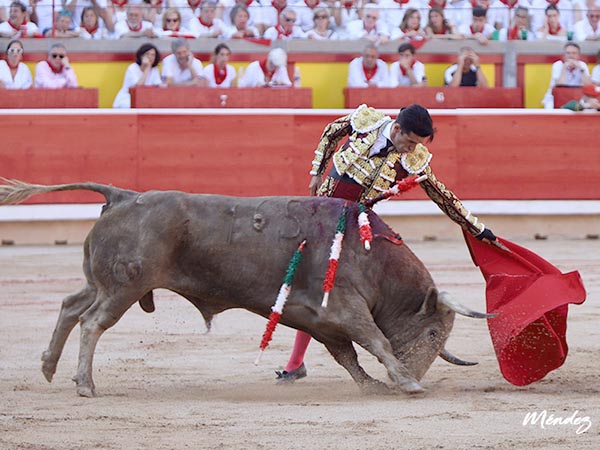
[321,203,348,308]
[364,174,428,208]
[255,239,307,365]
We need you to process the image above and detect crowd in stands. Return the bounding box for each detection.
[0,0,599,42]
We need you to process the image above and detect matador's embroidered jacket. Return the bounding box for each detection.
[309,104,485,236]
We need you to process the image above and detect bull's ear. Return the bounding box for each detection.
[418,287,438,316]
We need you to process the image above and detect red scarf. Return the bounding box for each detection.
[214,64,227,85]
[434,24,448,35]
[259,59,275,82]
[46,60,63,74]
[188,0,201,7]
[83,24,99,35]
[304,0,316,8]
[429,0,446,7]
[470,24,481,34]
[400,60,416,76]
[7,59,19,70]
[244,0,254,5]
[112,0,127,6]
[127,21,142,32]
[507,26,519,40]
[499,0,518,7]
[199,17,213,28]
[343,1,353,7]
[363,63,377,81]
[275,24,292,38]
[548,23,562,35]
[394,0,410,4]
[8,20,26,31]
[546,0,559,4]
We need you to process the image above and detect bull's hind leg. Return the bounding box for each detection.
[72,291,140,397]
[41,285,97,382]
[322,340,390,395]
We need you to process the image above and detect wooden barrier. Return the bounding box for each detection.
[552,87,585,108]
[1,110,599,204]
[130,86,313,108]
[0,88,99,108]
[344,87,524,109]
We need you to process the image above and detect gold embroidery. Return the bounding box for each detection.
[401,143,432,174]
[350,104,390,133]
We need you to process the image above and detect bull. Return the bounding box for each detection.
[0,179,490,397]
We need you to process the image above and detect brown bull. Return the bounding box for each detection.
[0,179,490,397]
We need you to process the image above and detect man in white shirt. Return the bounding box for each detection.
[389,43,427,87]
[457,5,494,44]
[188,0,226,38]
[263,8,306,39]
[161,39,207,87]
[34,43,79,89]
[238,47,292,87]
[573,5,600,42]
[347,43,389,88]
[0,1,39,37]
[113,5,158,38]
[345,3,390,44]
[542,42,592,108]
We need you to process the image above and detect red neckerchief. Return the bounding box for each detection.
[394,0,410,4]
[83,24,99,35]
[273,3,285,14]
[214,64,227,85]
[470,24,481,34]
[548,23,562,35]
[188,0,201,7]
[343,1,353,7]
[507,26,519,39]
[304,0,317,8]
[499,0,518,7]
[7,59,19,69]
[546,0,559,5]
[400,60,416,76]
[199,17,213,27]
[46,60,63,74]
[363,63,377,81]
[429,0,446,7]
[112,0,127,6]
[275,24,292,37]
[244,0,254,5]
[8,20,26,31]
[259,59,275,82]
[127,21,143,32]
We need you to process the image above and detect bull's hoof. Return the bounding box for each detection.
[398,380,425,395]
[41,351,55,382]
[76,385,96,398]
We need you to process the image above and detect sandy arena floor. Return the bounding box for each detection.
[0,238,598,449]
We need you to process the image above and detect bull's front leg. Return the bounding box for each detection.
[322,340,391,395]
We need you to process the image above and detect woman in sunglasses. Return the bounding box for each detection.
[306,8,339,40]
[34,43,78,89]
[0,40,32,89]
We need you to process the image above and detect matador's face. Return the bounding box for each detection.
[389,124,428,154]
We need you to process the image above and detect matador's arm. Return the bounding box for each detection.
[309,113,353,176]
[419,166,486,237]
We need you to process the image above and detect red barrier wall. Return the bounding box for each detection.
[1,110,599,204]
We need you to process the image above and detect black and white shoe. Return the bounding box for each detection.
[275,363,307,383]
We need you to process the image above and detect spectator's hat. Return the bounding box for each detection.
[582,84,600,98]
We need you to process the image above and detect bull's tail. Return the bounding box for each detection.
[0,178,137,206]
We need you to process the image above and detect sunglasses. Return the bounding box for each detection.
[589,14,600,18]
[166,18,179,22]
[8,48,23,55]
[283,17,295,22]
[51,53,66,59]
[315,15,328,19]
[365,14,377,19]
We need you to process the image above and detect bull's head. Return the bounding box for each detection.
[388,288,491,382]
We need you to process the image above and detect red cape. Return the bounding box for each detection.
[463,232,586,386]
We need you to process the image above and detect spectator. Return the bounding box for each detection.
[142,0,164,27]
[591,49,600,85]
[530,0,576,36]
[389,42,427,87]
[347,43,389,88]
[223,4,259,39]
[263,7,306,39]
[204,43,237,87]
[561,84,600,111]
[0,39,32,89]
[392,8,427,41]
[221,0,264,30]
[30,0,60,34]
[573,5,600,42]
[331,0,360,35]
[161,38,207,87]
[291,0,328,32]
[377,0,423,32]
[458,5,494,45]
[188,0,225,38]
[445,0,474,31]
[0,2,40,38]
[542,42,592,108]
[444,46,489,87]
[238,47,292,87]
[113,4,159,38]
[536,5,567,41]
[109,0,129,25]
[64,0,114,34]
[170,0,203,32]
[425,7,462,40]
[306,7,339,40]
[487,0,520,31]
[43,10,80,38]
[113,43,162,108]
[260,0,289,36]
[159,8,194,37]
[345,4,390,44]
[499,6,535,41]
[78,7,107,39]
[34,43,78,89]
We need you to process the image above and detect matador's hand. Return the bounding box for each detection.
[309,175,322,196]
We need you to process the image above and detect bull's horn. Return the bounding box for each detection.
[439,348,478,366]
[438,292,496,319]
